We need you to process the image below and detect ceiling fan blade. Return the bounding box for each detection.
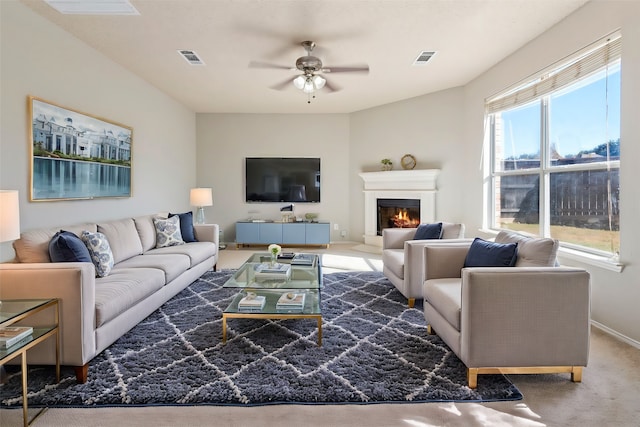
[270,77,295,91]
[248,61,294,70]
[322,65,370,74]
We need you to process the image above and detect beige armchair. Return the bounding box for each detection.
[382,222,466,307]
[422,231,591,388]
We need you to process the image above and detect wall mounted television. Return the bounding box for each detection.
[245,157,321,203]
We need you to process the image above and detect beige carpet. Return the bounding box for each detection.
[2,244,639,427]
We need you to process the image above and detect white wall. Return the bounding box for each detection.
[0,2,197,261]
[461,0,640,345]
[195,114,350,244]
[349,87,466,242]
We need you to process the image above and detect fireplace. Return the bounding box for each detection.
[359,169,440,246]
[377,198,420,235]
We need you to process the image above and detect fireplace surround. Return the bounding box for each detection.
[359,169,440,246]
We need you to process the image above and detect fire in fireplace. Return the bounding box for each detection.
[377,198,420,235]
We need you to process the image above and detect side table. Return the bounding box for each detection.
[0,299,60,427]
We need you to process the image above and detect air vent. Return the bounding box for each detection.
[413,51,436,65]
[178,50,205,66]
[44,0,139,15]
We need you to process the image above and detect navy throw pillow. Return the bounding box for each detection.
[464,238,518,267]
[169,212,198,243]
[49,230,92,263]
[414,222,443,240]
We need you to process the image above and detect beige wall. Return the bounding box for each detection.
[0,1,197,260]
[461,0,640,345]
[195,114,350,244]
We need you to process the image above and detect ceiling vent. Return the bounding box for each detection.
[178,50,205,66]
[413,51,436,66]
[44,0,140,15]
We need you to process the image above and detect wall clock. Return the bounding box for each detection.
[401,154,417,170]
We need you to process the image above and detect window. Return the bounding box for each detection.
[486,34,621,256]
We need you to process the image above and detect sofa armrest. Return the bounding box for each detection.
[0,262,97,366]
[460,267,591,368]
[194,223,219,248]
[382,228,416,250]
[423,242,473,280]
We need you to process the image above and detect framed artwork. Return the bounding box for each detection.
[28,96,133,201]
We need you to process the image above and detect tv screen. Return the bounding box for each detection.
[245,157,320,203]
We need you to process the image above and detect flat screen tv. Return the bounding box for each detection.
[245,157,320,203]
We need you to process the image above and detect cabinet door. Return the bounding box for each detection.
[258,223,282,244]
[305,223,330,244]
[282,223,306,244]
[236,222,259,244]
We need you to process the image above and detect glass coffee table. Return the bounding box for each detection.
[222,252,323,346]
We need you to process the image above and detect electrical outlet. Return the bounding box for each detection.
[340,230,347,237]
[334,223,339,230]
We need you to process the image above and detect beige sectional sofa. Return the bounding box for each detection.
[0,214,219,383]
[422,230,591,388]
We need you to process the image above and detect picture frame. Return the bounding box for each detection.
[28,96,133,201]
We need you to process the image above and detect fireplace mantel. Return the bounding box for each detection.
[359,169,440,246]
[358,169,440,191]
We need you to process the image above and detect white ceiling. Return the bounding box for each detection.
[23,0,589,114]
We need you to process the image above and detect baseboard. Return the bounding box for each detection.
[591,320,640,349]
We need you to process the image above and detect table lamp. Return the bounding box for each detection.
[190,188,213,224]
[0,190,20,243]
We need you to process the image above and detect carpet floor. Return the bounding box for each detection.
[0,270,521,407]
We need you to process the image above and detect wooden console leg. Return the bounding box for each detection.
[408,298,415,308]
[467,368,478,389]
[74,364,88,383]
[571,366,583,383]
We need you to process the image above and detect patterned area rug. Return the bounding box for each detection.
[0,270,521,407]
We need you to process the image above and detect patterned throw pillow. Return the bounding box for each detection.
[153,216,185,248]
[80,231,115,277]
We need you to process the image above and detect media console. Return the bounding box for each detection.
[236,221,330,248]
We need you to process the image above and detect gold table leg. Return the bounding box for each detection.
[222,315,227,344]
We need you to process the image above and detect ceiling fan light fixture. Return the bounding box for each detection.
[303,79,315,94]
[293,75,306,90]
[312,75,326,89]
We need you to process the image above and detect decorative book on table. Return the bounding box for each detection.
[291,253,315,266]
[238,295,266,312]
[254,262,291,280]
[0,326,33,349]
[276,292,306,311]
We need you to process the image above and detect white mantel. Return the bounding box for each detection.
[359,169,440,246]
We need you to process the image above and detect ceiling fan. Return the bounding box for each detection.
[249,41,369,103]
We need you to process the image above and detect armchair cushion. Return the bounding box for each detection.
[495,230,559,267]
[463,238,518,267]
[414,222,443,240]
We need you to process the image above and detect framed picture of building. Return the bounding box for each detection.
[28,96,133,201]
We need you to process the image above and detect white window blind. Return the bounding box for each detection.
[486,34,621,114]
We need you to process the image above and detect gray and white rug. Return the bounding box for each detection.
[0,270,522,407]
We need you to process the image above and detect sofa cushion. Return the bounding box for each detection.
[145,242,216,267]
[13,222,97,263]
[381,249,405,279]
[81,231,115,277]
[134,215,159,252]
[414,222,443,240]
[48,230,92,263]
[464,238,518,267]
[495,230,559,267]
[441,222,465,239]
[113,254,190,283]
[424,278,463,331]
[153,216,184,248]
[169,212,198,243]
[94,268,165,327]
[98,218,143,264]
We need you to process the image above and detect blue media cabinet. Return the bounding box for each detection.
[236,221,330,248]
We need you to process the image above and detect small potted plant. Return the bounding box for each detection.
[381,158,393,171]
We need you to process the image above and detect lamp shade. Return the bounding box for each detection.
[0,190,20,242]
[190,188,213,207]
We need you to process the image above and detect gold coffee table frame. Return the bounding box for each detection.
[222,253,323,346]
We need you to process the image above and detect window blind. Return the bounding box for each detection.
[486,35,621,114]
